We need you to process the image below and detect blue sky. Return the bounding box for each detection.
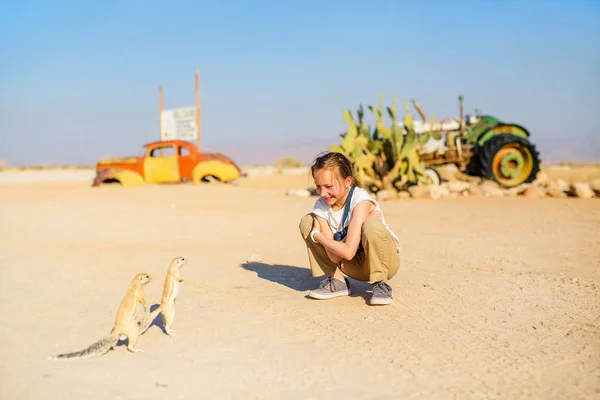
[1,0,599,166]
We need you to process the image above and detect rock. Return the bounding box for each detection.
[408,186,428,198]
[376,189,398,202]
[549,179,570,192]
[480,180,505,197]
[454,171,482,184]
[505,183,531,197]
[553,179,570,192]
[590,179,600,196]
[546,180,568,196]
[521,187,546,198]
[427,185,450,200]
[286,189,311,197]
[569,183,595,199]
[444,181,471,194]
[483,187,505,197]
[467,185,484,197]
[247,254,263,263]
[244,166,277,177]
[435,164,459,181]
[533,172,548,187]
[480,180,501,189]
[544,180,568,198]
[398,191,411,200]
[545,187,567,198]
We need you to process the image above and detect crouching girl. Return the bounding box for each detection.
[299,152,401,305]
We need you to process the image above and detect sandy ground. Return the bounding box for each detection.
[0,173,599,400]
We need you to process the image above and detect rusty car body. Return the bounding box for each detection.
[92,140,243,187]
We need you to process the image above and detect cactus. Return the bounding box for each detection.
[331,106,376,185]
[401,101,429,184]
[332,95,433,192]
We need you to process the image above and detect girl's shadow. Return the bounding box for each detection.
[241,262,319,292]
[240,263,372,302]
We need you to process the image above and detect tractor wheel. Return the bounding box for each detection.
[422,166,442,186]
[478,134,540,188]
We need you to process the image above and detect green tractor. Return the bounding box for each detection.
[412,96,541,188]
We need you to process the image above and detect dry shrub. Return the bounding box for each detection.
[275,156,302,169]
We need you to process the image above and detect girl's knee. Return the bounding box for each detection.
[361,218,385,237]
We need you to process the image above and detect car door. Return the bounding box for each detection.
[143,144,181,183]
[177,145,197,181]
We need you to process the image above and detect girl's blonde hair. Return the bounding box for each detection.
[310,152,362,188]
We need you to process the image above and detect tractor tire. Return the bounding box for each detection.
[423,166,442,186]
[478,134,540,188]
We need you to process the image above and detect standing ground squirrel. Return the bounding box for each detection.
[48,273,152,360]
[138,256,185,336]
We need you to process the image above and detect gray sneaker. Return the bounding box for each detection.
[309,277,351,300]
[370,281,393,305]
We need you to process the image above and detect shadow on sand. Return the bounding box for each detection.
[131,303,167,338]
[241,262,320,292]
[241,262,373,302]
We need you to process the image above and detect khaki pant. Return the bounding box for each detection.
[299,214,400,283]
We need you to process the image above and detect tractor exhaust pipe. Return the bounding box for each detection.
[411,99,427,122]
[459,95,464,131]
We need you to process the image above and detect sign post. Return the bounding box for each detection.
[195,70,202,152]
[159,86,164,135]
[159,86,164,156]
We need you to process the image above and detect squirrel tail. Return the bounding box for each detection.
[48,333,119,361]
[137,306,162,335]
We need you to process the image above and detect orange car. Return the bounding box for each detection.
[92,140,243,186]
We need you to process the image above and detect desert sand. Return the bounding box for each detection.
[0,172,599,400]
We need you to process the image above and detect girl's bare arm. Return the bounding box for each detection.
[313,201,375,260]
[313,215,343,263]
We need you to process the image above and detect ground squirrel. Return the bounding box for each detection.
[48,273,152,360]
[138,256,185,336]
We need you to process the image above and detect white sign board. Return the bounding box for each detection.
[411,119,460,134]
[160,107,197,141]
